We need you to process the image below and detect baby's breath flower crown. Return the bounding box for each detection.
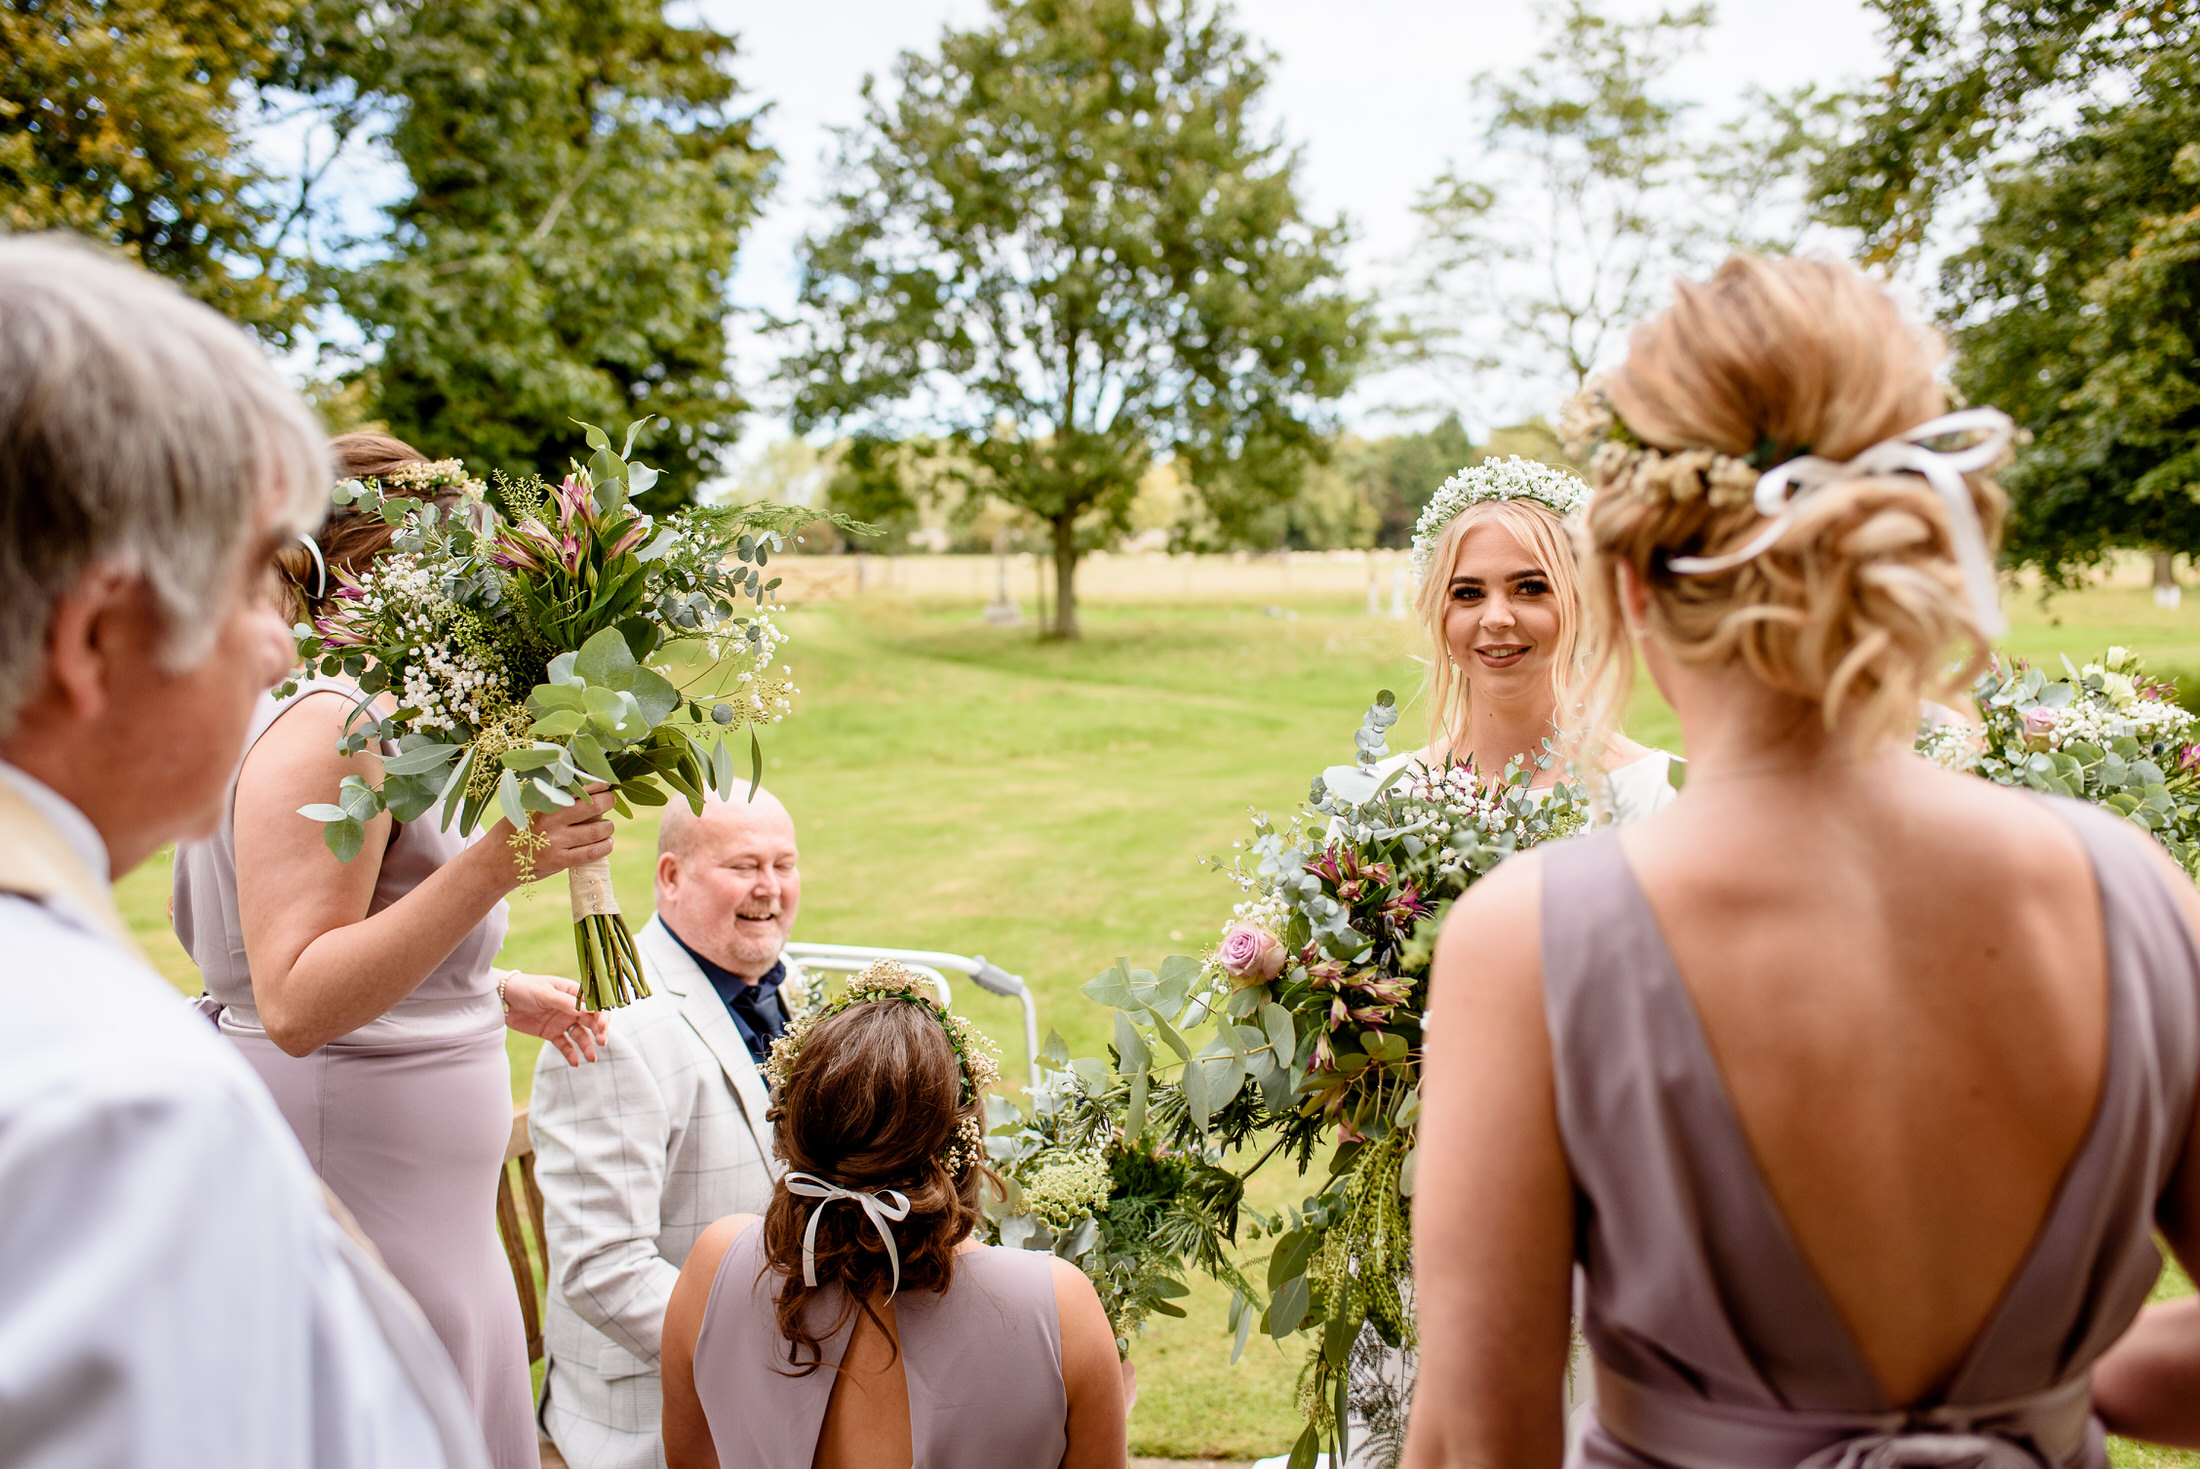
[339,458,488,510]
[764,960,1003,1173]
[1409,457,1590,579]
[1558,379,1766,513]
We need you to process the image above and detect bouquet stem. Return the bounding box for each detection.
[568,857,651,1010]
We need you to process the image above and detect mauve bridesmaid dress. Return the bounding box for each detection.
[175,679,534,1469]
[1536,798,2200,1468]
[692,1227,1069,1468]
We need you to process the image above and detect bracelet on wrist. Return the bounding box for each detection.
[496,972,510,1013]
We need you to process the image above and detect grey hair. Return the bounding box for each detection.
[0,235,329,736]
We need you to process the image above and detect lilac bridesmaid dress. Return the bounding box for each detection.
[1537,798,2200,1468]
[692,1226,1068,1468]
[174,680,534,1469]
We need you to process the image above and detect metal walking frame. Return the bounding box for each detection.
[781,942,1044,1088]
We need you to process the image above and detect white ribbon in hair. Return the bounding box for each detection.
[784,1171,913,1299]
[1664,407,2015,639]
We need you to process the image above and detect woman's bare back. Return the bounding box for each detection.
[1621,754,2110,1403]
[812,1303,915,1469]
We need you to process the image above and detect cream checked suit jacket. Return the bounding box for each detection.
[530,915,781,1469]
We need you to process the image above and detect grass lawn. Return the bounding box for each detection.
[113,573,2200,1462]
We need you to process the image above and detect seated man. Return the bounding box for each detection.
[531,788,801,1469]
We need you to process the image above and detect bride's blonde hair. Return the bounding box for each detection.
[1575,256,2006,756]
[1415,497,1582,757]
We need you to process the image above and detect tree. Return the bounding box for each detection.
[313,0,775,512]
[1810,0,2195,265]
[1936,45,2200,585]
[1809,3,2200,584]
[1359,414,1478,549]
[781,0,1370,638]
[0,0,311,339]
[1406,1,1715,416]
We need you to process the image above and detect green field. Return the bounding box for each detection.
[115,575,2200,1462]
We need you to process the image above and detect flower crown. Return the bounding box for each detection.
[764,959,1001,1174]
[1409,457,1590,579]
[1557,381,1767,511]
[333,458,488,516]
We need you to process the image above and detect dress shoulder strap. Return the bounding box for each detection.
[901,1247,1068,1469]
[690,1226,842,1469]
[1945,796,2200,1399]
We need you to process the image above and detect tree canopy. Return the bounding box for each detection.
[1812,0,2196,265]
[309,0,775,511]
[1937,43,2200,581]
[0,0,311,339]
[1407,1,1717,413]
[782,0,1370,636]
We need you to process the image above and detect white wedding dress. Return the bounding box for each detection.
[1267,747,1678,1469]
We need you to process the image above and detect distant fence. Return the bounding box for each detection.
[773,548,1421,611]
[768,546,2186,613]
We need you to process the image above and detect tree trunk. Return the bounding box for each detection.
[2154,549,2181,609]
[1049,513,1081,640]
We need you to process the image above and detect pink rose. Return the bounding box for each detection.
[2021,706,2060,738]
[1218,923,1286,986]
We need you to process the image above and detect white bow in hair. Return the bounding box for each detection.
[1665,407,2016,639]
[784,1171,913,1298]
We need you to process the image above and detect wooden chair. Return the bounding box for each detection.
[496,1107,569,1469]
[497,1106,549,1362]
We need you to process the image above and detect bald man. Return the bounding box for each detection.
[529,791,801,1469]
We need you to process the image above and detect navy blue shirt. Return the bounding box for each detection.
[662,921,788,1068]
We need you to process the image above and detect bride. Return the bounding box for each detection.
[1295,457,1677,1469]
[1328,455,1675,822]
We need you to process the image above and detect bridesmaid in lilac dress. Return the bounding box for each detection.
[174,433,618,1469]
[657,974,1133,1468]
[1404,256,2200,1468]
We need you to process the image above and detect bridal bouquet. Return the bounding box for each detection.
[1064,693,1588,1466]
[292,420,865,1009]
[1918,646,2200,872]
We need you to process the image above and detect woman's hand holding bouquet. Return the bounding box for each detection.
[497,969,610,1066]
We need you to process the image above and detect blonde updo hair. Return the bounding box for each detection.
[1576,256,2006,755]
[1415,497,1583,756]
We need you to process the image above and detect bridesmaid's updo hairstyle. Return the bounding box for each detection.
[1573,255,2007,753]
[761,985,998,1373]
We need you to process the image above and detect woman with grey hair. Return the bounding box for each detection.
[173,430,618,1469]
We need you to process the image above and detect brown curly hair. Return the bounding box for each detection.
[760,997,996,1374]
[1575,255,2007,756]
[274,431,468,622]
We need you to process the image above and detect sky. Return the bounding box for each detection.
[695,0,1892,457]
[267,0,1898,464]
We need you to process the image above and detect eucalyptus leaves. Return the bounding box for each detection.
[1043,693,1587,1466]
[291,418,869,1009]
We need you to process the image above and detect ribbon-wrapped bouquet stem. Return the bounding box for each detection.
[293,419,866,1009]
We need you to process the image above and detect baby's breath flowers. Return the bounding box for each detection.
[1408,457,1588,579]
[765,960,1004,1130]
